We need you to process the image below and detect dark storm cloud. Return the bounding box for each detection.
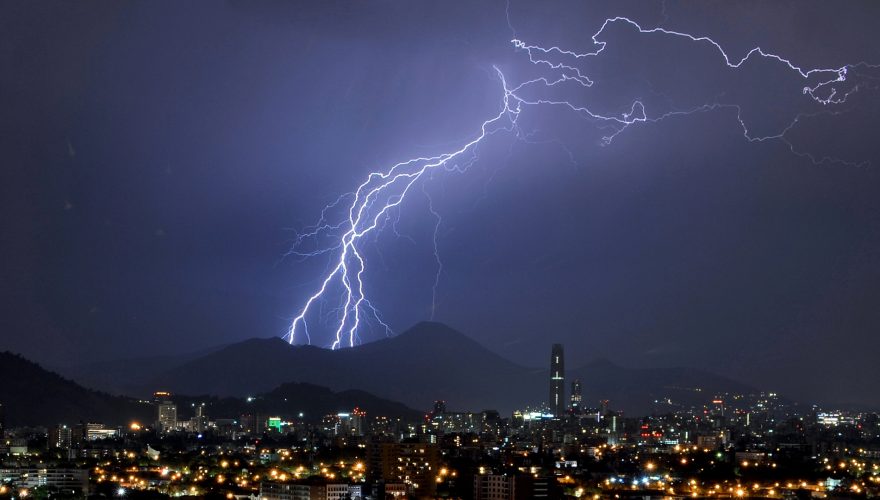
[1,1,879,407]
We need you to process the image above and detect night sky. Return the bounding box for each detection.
[2,1,880,407]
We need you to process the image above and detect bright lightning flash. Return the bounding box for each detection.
[285,14,877,349]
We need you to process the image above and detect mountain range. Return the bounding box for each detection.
[0,352,420,427]
[56,322,759,415]
[0,351,153,427]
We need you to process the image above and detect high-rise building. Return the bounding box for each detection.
[549,344,565,417]
[513,474,554,499]
[190,402,207,432]
[239,413,267,434]
[351,407,366,437]
[260,481,325,500]
[473,473,555,500]
[570,379,582,413]
[158,403,177,432]
[474,473,514,500]
[154,391,177,431]
[368,440,440,496]
[49,425,73,449]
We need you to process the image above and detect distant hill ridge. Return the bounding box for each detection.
[132,321,757,414]
[0,351,152,426]
[0,352,420,427]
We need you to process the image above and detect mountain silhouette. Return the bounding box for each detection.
[130,322,757,415]
[568,358,757,413]
[0,351,153,427]
[143,322,538,413]
[53,343,229,396]
[0,351,419,427]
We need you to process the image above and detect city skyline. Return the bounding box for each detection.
[2,1,880,497]
[1,336,878,498]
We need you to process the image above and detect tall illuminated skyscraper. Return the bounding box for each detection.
[549,344,565,417]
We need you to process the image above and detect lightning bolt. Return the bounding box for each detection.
[285,13,878,348]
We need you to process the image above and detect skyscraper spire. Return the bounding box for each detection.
[549,344,565,418]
